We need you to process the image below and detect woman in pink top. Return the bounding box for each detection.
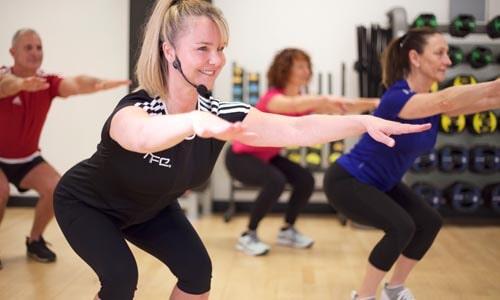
[226,48,379,256]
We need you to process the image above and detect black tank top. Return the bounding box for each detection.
[57,90,250,227]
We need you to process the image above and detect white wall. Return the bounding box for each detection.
[1,0,130,195]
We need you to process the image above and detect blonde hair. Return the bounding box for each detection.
[135,0,229,100]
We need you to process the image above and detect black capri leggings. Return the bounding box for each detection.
[225,147,314,230]
[54,189,212,300]
[323,163,442,271]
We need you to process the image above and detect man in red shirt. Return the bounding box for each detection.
[0,28,130,268]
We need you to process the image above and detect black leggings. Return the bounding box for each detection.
[53,190,211,300]
[323,163,442,271]
[225,148,314,230]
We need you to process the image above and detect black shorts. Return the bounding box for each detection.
[0,156,45,192]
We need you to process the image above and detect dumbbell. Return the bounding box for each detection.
[284,146,302,164]
[247,72,260,106]
[448,45,464,67]
[412,182,442,209]
[305,144,322,170]
[430,81,439,92]
[444,181,481,213]
[486,15,500,38]
[469,145,500,174]
[467,110,498,134]
[439,145,468,172]
[441,75,477,90]
[411,149,438,172]
[467,46,493,69]
[412,14,437,29]
[451,74,477,86]
[329,141,344,163]
[482,183,500,213]
[232,63,244,102]
[440,114,466,134]
[449,14,476,37]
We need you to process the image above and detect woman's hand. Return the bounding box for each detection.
[362,115,431,147]
[340,97,379,114]
[192,111,256,141]
[317,96,380,114]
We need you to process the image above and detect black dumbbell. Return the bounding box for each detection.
[449,14,476,37]
[448,45,464,67]
[482,183,500,213]
[412,14,437,29]
[439,145,468,172]
[467,110,498,134]
[469,145,500,174]
[411,149,438,172]
[467,46,493,69]
[444,181,481,213]
[412,182,441,209]
[486,15,500,38]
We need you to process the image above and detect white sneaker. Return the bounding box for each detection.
[350,290,375,300]
[276,226,314,248]
[381,284,415,300]
[236,231,270,256]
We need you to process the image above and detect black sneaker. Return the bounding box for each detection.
[0,257,3,270]
[26,236,56,263]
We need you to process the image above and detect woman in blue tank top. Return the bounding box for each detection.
[324,27,500,300]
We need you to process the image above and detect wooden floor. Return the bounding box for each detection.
[1,207,500,300]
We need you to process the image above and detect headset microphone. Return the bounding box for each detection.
[173,57,211,98]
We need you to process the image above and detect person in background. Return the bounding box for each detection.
[323,27,500,300]
[52,0,430,299]
[225,48,379,256]
[0,28,130,268]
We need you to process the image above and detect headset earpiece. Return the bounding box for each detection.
[172,57,180,70]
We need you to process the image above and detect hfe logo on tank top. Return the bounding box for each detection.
[143,153,172,168]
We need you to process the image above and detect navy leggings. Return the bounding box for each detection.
[323,163,442,271]
[53,189,211,300]
[225,148,314,230]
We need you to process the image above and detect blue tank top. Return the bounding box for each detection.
[337,80,440,191]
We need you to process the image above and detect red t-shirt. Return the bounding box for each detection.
[0,66,62,159]
[232,88,310,162]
